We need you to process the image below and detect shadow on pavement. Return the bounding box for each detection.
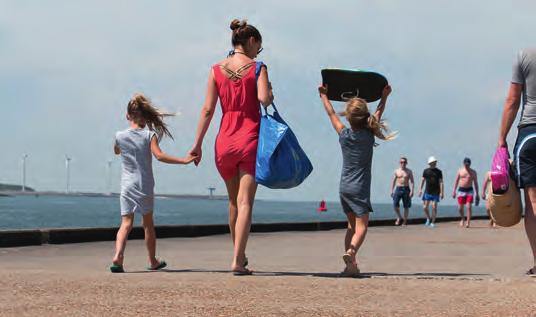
[119,269,489,279]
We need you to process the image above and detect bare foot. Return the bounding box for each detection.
[395,218,401,226]
[465,223,470,228]
[459,220,465,227]
[112,253,124,266]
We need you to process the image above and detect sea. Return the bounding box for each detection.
[0,195,489,230]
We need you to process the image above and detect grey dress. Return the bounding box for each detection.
[339,127,374,216]
[115,128,156,216]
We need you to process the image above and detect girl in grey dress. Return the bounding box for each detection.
[318,84,395,276]
[110,94,196,273]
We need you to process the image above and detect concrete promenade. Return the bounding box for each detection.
[1,220,535,316]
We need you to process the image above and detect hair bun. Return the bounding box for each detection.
[230,19,247,31]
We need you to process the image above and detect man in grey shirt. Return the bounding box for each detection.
[498,48,536,276]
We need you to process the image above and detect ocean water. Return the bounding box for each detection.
[0,195,489,230]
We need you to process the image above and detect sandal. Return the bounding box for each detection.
[110,263,124,273]
[147,259,167,271]
[342,251,360,277]
[232,268,253,276]
[526,267,536,277]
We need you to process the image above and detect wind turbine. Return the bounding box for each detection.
[65,155,72,193]
[21,154,28,192]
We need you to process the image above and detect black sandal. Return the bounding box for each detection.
[526,268,536,277]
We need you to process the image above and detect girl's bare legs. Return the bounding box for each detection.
[344,223,354,251]
[112,214,134,265]
[345,212,370,265]
[142,212,160,268]
[230,171,257,272]
[224,177,240,245]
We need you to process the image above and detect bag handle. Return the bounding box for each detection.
[261,103,278,116]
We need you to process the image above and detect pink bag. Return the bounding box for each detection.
[490,147,510,194]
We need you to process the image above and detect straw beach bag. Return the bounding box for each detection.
[487,165,522,227]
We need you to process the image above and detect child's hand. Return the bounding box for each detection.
[318,84,328,98]
[382,85,392,98]
[184,153,198,164]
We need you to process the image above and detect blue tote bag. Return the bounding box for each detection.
[255,103,313,188]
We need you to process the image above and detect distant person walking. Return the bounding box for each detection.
[318,83,395,277]
[110,94,196,273]
[498,48,536,276]
[189,19,273,275]
[390,157,414,226]
[481,171,497,228]
[418,156,444,227]
[452,158,480,228]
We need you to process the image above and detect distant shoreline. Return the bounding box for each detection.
[0,191,228,200]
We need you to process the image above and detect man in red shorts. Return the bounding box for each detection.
[452,157,480,228]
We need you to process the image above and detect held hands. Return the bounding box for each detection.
[418,191,422,197]
[189,145,202,166]
[409,191,414,198]
[183,153,198,165]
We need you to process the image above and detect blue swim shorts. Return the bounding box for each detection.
[422,193,440,202]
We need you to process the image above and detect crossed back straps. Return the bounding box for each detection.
[219,62,255,81]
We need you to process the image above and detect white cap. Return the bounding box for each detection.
[428,156,438,164]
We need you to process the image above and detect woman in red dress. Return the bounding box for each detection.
[190,19,273,275]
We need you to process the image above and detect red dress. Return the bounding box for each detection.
[213,62,261,180]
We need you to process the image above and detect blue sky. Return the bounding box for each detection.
[1,0,534,202]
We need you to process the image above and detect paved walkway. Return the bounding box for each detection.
[1,220,535,316]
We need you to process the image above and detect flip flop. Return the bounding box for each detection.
[147,259,167,271]
[526,268,536,277]
[232,268,253,276]
[244,257,249,268]
[110,264,124,273]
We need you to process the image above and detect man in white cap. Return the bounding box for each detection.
[418,156,444,227]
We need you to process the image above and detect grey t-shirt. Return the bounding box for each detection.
[512,48,536,127]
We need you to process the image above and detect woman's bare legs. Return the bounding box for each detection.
[227,170,257,272]
[224,177,240,245]
[112,214,134,266]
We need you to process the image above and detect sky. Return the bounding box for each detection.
[1,0,535,203]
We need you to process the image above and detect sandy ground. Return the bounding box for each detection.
[1,220,536,316]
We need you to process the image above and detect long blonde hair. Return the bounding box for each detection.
[340,97,397,142]
[127,93,174,141]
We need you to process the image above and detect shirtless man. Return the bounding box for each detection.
[390,157,414,226]
[452,157,480,228]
